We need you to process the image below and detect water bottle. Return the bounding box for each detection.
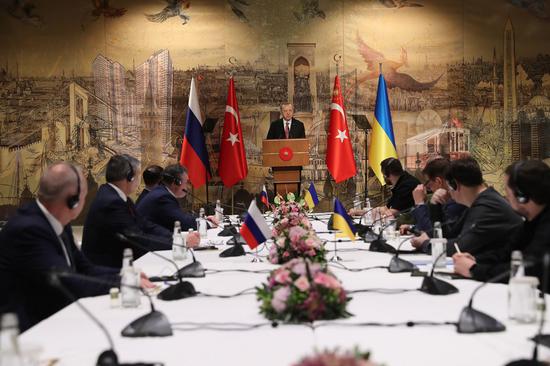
[172,221,187,261]
[0,313,23,366]
[430,221,446,268]
[215,200,223,223]
[508,250,537,322]
[120,248,141,308]
[363,198,373,226]
[433,221,443,239]
[197,207,208,239]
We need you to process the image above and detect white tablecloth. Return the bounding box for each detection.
[20,217,550,366]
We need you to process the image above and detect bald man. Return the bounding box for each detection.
[0,163,130,331]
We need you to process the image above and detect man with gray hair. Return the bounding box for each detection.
[0,163,121,331]
[266,102,306,139]
[137,164,217,233]
[82,154,172,268]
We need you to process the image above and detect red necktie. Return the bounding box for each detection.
[284,121,290,139]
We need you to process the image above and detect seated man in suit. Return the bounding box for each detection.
[136,165,163,205]
[0,163,143,331]
[81,154,172,268]
[350,157,420,218]
[454,160,550,285]
[400,157,467,237]
[137,164,218,232]
[266,103,306,139]
[411,157,523,262]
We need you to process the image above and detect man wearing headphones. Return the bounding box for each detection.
[82,154,172,268]
[454,160,550,283]
[137,164,217,236]
[0,163,126,330]
[411,156,523,262]
[136,165,163,205]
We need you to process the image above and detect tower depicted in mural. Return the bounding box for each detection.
[287,43,318,130]
[140,80,163,167]
[92,55,135,143]
[504,18,519,162]
[136,49,173,161]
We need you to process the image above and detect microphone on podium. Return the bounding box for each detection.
[116,233,199,301]
[48,270,167,365]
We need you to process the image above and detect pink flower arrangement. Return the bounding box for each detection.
[257,258,351,323]
[293,348,377,366]
[269,204,326,264]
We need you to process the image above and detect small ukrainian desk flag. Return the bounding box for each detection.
[304,182,319,210]
[332,198,357,241]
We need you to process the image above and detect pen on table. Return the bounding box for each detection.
[454,243,462,254]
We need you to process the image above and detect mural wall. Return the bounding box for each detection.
[1,0,550,219]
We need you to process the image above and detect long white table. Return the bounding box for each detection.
[20,218,550,366]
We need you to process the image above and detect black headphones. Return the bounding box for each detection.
[447,177,458,191]
[511,162,529,204]
[124,156,135,182]
[162,171,182,186]
[67,164,81,210]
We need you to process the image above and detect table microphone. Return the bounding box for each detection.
[120,231,205,278]
[456,269,509,333]
[48,271,166,366]
[419,249,459,295]
[116,233,199,301]
[220,233,246,257]
[388,237,417,273]
[368,207,415,254]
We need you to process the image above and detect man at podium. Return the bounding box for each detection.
[266,103,306,139]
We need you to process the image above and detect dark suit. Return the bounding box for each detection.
[135,188,150,206]
[136,185,197,232]
[0,201,119,331]
[266,118,306,139]
[81,184,171,268]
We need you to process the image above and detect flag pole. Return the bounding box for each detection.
[231,186,234,215]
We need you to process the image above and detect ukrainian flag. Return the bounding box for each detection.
[369,74,398,184]
[304,182,319,210]
[332,198,357,241]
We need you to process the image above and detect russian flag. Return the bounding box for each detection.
[260,185,268,206]
[179,77,211,188]
[240,200,272,249]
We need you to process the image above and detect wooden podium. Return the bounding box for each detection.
[262,138,309,196]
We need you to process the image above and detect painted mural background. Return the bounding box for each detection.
[1,0,550,220]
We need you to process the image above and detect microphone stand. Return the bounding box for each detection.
[369,219,397,254]
[49,272,167,365]
[419,250,459,295]
[388,237,417,273]
[117,233,200,300]
[456,270,509,333]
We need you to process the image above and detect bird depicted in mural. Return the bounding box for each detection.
[0,0,43,26]
[350,34,443,92]
[91,0,126,18]
[379,0,423,8]
[508,0,550,21]
[146,0,191,25]
[228,0,249,22]
[294,0,326,22]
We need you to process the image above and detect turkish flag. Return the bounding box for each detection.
[326,76,356,183]
[219,77,248,187]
